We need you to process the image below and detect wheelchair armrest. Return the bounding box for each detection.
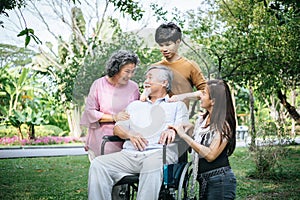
[103,135,125,142]
[101,135,125,155]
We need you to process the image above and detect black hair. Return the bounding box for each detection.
[155,22,182,44]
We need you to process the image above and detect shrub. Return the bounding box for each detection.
[250,142,288,179]
[0,124,65,138]
[0,135,85,146]
[249,120,290,179]
[47,112,70,132]
[35,125,65,137]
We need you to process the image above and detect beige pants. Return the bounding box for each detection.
[88,149,124,200]
[88,147,177,200]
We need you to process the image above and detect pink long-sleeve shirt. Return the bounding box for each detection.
[80,76,140,156]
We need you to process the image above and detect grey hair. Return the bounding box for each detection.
[106,50,140,77]
[146,65,173,93]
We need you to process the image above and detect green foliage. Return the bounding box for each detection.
[150,3,168,21]
[0,0,26,15]
[230,146,300,199]
[0,61,68,138]
[110,0,144,21]
[3,68,52,137]
[250,144,288,179]
[0,125,20,137]
[0,124,64,138]
[249,120,292,179]
[181,0,300,141]
[71,7,86,36]
[34,125,65,137]
[266,0,300,25]
[184,0,300,91]
[47,112,69,132]
[0,66,12,121]
[234,85,250,124]
[0,44,35,67]
[17,28,42,47]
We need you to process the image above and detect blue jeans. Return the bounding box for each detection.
[200,169,236,200]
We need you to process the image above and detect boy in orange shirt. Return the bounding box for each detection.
[141,22,206,107]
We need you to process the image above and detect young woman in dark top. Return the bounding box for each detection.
[169,79,237,199]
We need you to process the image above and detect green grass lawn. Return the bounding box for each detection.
[0,146,299,200]
[231,145,300,200]
[0,155,90,199]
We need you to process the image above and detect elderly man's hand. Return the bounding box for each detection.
[129,134,148,151]
[158,129,176,145]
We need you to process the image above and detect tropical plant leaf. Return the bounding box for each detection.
[17,28,28,37]
[25,35,31,47]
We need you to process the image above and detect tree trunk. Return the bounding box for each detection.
[249,85,256,151]
[18,126,24,140]
[28,124,35,140]
[66,104,82,137]
[291,90,296,137]
[277,90,300,124]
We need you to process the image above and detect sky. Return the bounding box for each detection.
[0,0,204,55]
[0,0,203,51]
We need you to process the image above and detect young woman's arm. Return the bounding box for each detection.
[169,125,228,162]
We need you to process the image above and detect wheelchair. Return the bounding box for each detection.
[101,135,199,200]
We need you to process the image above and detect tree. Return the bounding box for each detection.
[0,0,26,27]
[0,43,36,126]
[0,64,53,139]
[22,0,165,137]
[182,0,299,148]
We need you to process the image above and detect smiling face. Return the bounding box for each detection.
[114,63,136,86]
[158,40,181,61]
[200,86,214,112]
[143,68,168,97]
[144,69,162,93]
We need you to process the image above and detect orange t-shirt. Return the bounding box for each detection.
[156,57,206,106]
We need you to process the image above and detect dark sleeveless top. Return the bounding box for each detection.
[194,118,230,174]
[198,145,229,173]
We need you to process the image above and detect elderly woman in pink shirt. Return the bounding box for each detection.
[80,50,140,161]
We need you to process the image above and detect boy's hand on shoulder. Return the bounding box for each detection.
[168,94,186,102]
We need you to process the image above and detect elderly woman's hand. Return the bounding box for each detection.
[115,110,130,121]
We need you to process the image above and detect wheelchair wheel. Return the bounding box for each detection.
[176,162,199,200]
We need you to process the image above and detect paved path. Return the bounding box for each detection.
[0,141,249,159]
[0,145,87,159]
[1,137,299,159]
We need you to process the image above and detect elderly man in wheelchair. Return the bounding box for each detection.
[88,65,191,200]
